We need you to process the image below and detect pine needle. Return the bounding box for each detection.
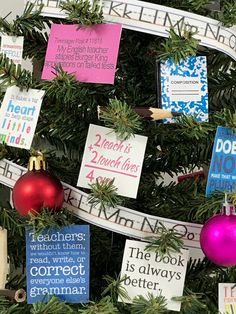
[60,0,104,25]
[145,222,184,258]
[158,27,199,64]
[100,98,142,140]
[131,293,168,314]
[88,179,122,210]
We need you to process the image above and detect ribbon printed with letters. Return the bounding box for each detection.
[0,158,203,260]
[25,0,236,61]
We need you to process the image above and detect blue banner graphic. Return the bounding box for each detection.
[206,127,236,196]
[26,225,90,304]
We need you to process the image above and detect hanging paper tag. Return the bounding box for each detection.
[119,239,189,312]
[0,86,44,149]
[0,35,24,65]
[219,283,236,314]
[42,23,122,84]
[206,126,236,196]
[160,56,208,123]
[77,124,148,198]
[0,228,8,289]
[26,225,90,304]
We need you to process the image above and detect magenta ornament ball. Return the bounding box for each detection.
[200,213,236,267]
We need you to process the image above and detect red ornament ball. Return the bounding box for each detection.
[12,156,64,216]
[200,204,236,267]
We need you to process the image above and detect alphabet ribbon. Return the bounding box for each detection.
[0,159,203,259]
[25,0,236,61]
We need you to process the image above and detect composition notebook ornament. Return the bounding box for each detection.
[160,56,208,122]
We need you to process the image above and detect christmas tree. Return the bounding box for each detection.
[0,0,236,313]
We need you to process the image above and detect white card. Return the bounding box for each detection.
[0,86,45,149]
[0,228,8,289]
[219,283,236,314]
[1,35,24,65]
[77,124,147,198]
[119,239,189,312]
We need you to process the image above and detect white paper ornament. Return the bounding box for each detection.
[0,228,8,289]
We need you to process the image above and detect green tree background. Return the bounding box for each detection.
[0,0,236,313]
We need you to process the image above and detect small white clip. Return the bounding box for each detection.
[223,193,235,216]
[11,36,17,43]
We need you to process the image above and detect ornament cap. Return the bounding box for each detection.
[222,203,236,216]
[28,153,46,171]
[222,194,235,215]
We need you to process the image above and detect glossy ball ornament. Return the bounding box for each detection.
[200,203,236,267]
[12,155,64,216]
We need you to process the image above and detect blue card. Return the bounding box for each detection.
[160,56,208,122]
[26,225,90,304]
[206,126,236,196]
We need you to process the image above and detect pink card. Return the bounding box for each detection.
[42,23,122,84]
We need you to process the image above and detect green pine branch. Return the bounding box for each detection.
[130,293,168,314]
[175,115,215,141]
[5,274,26,291]
[194,192,236,223]
[31,296,74,314]
[184,0,211,11]
[137,176,206,222]
[0,2,44,36]
[60,0,104,25]
[0,143,8,160]
[23,30,48,62]
[41,65,82,105]
[77,296,119,314]
[88,179,122,210]
[27,207,75,235]
[102,275,130,303]
[145,222,184,258]
[0,53,34,89]
[0,207,25,236]
[0,299,25,314]
[214,109,236,130]
[0,2,51,61]
[173,288,209,313]
[141,123,213,176]
[193,191,224,222]
[209,68,236,107]
[158,27,199,64]
[216,0,236,27]
[99,98,142,140]
[0,1,235,312]
[183,258,221,313]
